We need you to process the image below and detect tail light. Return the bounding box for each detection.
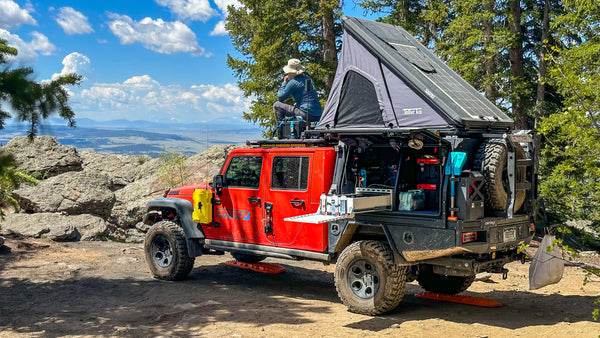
[462,232,477,243]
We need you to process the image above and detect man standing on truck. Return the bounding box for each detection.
[273,58,322,124]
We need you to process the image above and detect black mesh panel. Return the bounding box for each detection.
[335,70,383,127]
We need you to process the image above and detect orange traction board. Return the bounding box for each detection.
[415,292,502,307]
[225,260,286,274]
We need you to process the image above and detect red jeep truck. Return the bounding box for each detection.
[143,132,536,315]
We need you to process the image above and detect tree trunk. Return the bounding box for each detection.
[483,0,496,101]
[533,0,550,197]
[508,0,528,129]
[321,1,338,90]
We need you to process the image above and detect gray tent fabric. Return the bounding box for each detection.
[317,17,514,131]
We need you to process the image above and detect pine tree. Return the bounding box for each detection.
[540,0,600,225]
[226,0,342,131]
[0,39,82,138]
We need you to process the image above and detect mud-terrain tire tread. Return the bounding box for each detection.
[474,139,526,212]
[417,266,475,295]
[231,252,266,263]
[145,220,195,281]
[335,240,407,315]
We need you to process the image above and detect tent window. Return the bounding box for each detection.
[335,70,383,127]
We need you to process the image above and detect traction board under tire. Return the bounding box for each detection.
[225,260,286,274]
[415,292,502,307]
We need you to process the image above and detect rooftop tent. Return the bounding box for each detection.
[316,17,514,132]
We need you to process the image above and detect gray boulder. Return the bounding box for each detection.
[110,175,163,229]
[106,222,146,243]
[185,144,241,184]
[2,136,82,178]
[80,151,161,188]
[13,171,116,218]
[0,213,109,241]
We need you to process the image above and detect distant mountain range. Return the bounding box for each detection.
[0,118,263,157]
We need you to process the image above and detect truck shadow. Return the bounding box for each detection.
[0,261,597,336]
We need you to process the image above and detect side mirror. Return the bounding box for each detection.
[213,174,224,196]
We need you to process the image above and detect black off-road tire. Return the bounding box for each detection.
[145,220,195,281]
[231,252,266,264]
[474,139,526,212]
[334,240,407,315]
[416,265,475,295]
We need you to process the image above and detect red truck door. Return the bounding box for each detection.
[263,149,333,252]
[209,154,264,243]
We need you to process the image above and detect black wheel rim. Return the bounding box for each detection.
[151,234,173,268]
[346,259,380,299]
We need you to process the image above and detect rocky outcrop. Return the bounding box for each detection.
[0,213,108,241]
[2,136,83,178]
[80,151,160,188]
[110,176,158,229]
[13,171,116,218]
[0,136,233,243]
[186,144,242,184]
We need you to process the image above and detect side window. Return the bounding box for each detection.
[224,156,263,188]
[271,156,309,190]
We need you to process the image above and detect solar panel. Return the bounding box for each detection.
[389,42,435,73]
[385,35,497,121]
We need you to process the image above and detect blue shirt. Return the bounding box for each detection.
[277,74,322,118]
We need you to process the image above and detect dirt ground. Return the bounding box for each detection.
[1,238,599,338]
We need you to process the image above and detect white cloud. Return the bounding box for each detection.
[50,52,91,81]
[155,0,217,22]
[107,13,207,56]
[210,0,241,36]
[210,20,226,36]
[213,0,241,13]
[0,29,55,62]
[74,75,250,122]
[0,0,36,30]
[54,7,94,35]
[29,32,54,55]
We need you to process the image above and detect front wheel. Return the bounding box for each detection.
[145,220,195,281]
[334,240,407,315]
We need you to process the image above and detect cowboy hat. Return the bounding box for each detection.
[282,58,305,75]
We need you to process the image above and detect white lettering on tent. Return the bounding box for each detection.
[425,88,436,99]
[403,108,423,115]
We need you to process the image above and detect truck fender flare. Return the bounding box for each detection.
[334,221,409,266]
[146,198,205,257]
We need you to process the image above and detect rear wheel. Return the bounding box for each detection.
[334,240,407,315]
[417,265,475,295]
[231,252,266,264]
[145,220,195,281]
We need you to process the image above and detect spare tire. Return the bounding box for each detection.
[474,139,526,212]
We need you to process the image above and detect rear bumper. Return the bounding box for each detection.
[458,215,534,254]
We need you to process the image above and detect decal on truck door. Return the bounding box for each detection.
[215,208,251,221]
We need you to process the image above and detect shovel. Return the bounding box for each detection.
[445,152,467,221]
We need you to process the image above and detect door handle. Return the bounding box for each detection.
[247,197,261,204]
[290,199,305,206]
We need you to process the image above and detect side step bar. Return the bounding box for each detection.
[203,239,332,262]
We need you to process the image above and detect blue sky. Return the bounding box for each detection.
[0,0,372,126]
